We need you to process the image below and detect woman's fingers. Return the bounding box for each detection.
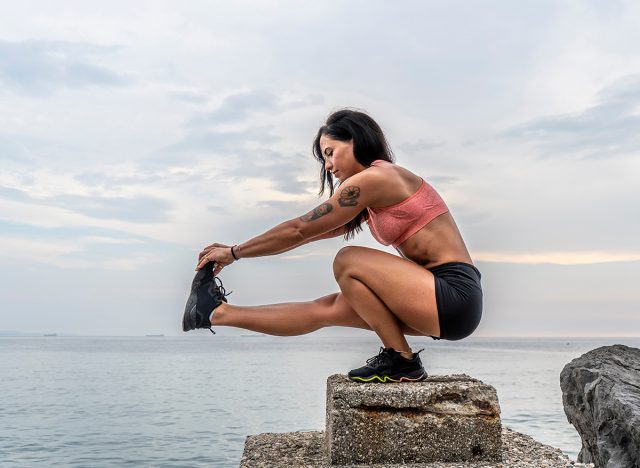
[195,255,217,271]
[198,243,229,260]
[198,244,218,260]
[195,243,233,271]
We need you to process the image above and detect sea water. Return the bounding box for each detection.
[2,335,638,467]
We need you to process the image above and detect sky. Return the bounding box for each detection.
[0,0,639,337]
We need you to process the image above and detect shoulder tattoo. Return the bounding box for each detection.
[338,186,360,207]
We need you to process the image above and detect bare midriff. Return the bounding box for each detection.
[396,211,474,269]
[368,163,474,270]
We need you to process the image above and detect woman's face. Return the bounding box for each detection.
[319,134,365,182]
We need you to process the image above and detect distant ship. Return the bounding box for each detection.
[145,334,165,337]
[43,333,57,337]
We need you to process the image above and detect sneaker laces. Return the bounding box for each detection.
[207,276,233,335]
[365,347,426,365]
[366,347,391,367]
[213,276,233,299]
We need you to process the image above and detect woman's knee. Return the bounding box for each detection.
[332,245,362,280]
[312,291,429,337]
[309,293,336,327]
[313,292,339,308]
[316,292,363,328]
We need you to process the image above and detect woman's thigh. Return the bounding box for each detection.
[316,292,426,336]
[333,246,440,337]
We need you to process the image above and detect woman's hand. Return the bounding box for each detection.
[196,242,236,276]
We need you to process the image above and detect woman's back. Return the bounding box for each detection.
[366,160,449,248]
[367,160,425,208]
[366,160,473,269]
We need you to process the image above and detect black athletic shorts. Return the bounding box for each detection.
[426,262,483,341]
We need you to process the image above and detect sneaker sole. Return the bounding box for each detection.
[182,283,226,332]
[182,292,198,332]
[182,264,214,332]
[349,372,428,383]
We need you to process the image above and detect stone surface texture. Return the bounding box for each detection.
[324,374,502,465]
[560,344,640,468]
[239,427,594,467]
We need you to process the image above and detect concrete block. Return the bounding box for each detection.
[324,374,502,465]
[240,427,592,467]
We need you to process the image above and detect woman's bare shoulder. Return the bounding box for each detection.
[337,167,388,206]
[364,162,425,207]
[366,161,421,184]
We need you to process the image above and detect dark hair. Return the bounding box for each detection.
[312,108,395,241]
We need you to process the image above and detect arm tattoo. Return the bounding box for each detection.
[338,186,360,207]
[300,202,333,222]
[299,185,361,223]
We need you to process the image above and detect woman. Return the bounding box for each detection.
[183,109,483,383]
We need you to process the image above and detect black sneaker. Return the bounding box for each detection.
[348,347,427,383]
[182,261,232,333]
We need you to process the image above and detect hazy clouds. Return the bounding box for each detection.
[1,1,639,336]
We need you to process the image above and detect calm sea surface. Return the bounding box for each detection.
[2,335,639,467]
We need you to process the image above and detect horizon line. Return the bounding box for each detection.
[1,332,639,339]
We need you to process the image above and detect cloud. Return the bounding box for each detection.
[187,89,324,126]
[167,90,211,104]
[0,40,130,96]
[53,193,170,223]
[0,235,159,270]
[155,125,282,162]
[447,206,489,225]
[0,186,30,202]
[0,186,170,223]
[187,88,280,126]
[280,93,324,109]
[501,74,640,159]
[427,175,460,187]
[0,219,174,271]
[255,199,309,210]
[398,139,446,154]
[220,149,316,195]
[73,167,206,190]
[207,204,234,215]
[475,249,640,265]
[151,88,325,177]
[0,136,37,162]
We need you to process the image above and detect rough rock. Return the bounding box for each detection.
[324,374,502,465]
[560,344,640,468]
[239,426,594,467]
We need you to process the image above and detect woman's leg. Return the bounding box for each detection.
[333,246,440,359]
[211,292,425,337]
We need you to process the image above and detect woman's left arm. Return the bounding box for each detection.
[234,170,380,259]
[195,222,302,274]
[198,172,379,274]
[233,220,305,259]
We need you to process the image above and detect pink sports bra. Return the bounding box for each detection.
[366,160,449,247]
